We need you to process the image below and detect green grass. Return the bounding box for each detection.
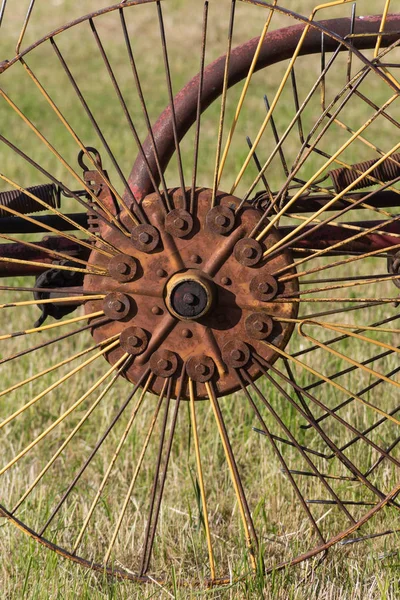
[1,0,400,598]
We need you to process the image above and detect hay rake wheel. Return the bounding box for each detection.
[0,0,400,587]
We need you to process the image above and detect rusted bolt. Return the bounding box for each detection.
[181,328,192,338]
[103,292,131,320]
[245,313,274,340]
[131,224,160,252]
[120,327,148,355]
[196,363,207,376]
[157,358,169,371]
[243,246,255,259]
[190,254,201,264]
[215,214,228,227]
[250,274,279,301]
[139,231,150,244]
[110,299,123,312]
[221,276,231,286]
[156,268,167,278]
[234,238,263,267]
[174,217,185,229]
[108,254,137,283]
[151,305,163,315]
[186,355,215,382]
[165,208,193,238]
[231,349,243,362]
[222,340,250,368]
[206,205,235,235]
[150,350,178,377]
[116,263,129,274]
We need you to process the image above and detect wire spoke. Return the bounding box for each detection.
[206,380,258,572]
[236,368,354,527]
[102,375,164,564]
[37,367,151,537]
[141,372,185,575]
[0,339,123,478]
[12,354,132,516]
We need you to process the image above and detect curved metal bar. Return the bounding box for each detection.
[128,14,400,201]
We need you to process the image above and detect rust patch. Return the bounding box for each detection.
[84,188,298,399]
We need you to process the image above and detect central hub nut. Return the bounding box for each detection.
[165,270,215,321]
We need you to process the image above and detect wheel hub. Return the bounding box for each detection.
[165,270,215,320]
[84,188,298,399]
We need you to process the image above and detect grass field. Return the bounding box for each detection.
[1,1,400,598]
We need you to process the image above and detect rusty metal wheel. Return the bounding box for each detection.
[1,0,400,587]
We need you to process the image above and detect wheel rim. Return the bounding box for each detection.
[0,0,400,586]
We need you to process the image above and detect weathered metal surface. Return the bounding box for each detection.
[84,188,298,399]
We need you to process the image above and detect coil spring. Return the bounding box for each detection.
[0,183,60,218]
[329,153,400,193]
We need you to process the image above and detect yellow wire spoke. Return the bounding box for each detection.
[0,89,127,236]
[278,238,400,284]
[241,47,371,215]
[275,204,400,280]
[11,353,130,515]
[15,0,36,53]
[103,375,164,564]
[205,380,257,573]
[72,372,156,556]
[189,378,216,581]
[374,1,399,89]
[0,331,115,400]
[299,319,400,354]
[0,172,116,258]
[375,0,392,58]
[217,0,277,184]
[283,273,400,299]
[20,58,138,229]
[276,316,400,334]
[298,319,400,402]
[0,339,123,477]
[0,232,106,272]
[0,295,104,311]
[262,340,400,427]
[0,337,119,431]
[288,212,400,242]
[0,309,104,342]
[232,0,355,194]
[211,0,236,208]
[258,96,399,250]
[0,255,95,276]
[276,296,399,303]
